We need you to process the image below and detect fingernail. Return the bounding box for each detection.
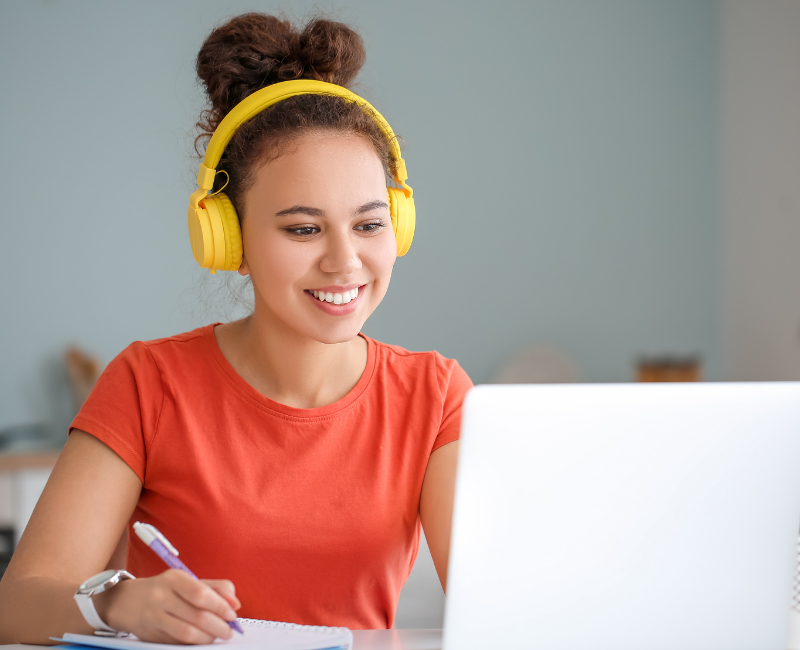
[226,608,237,621]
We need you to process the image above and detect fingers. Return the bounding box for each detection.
[143,615,219,645]
[121,577,225,645]
[165,571,238,624]
[98,571,242,644]
[203,579,241,611]
[161,596,234,642]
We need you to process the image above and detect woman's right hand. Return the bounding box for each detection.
[0,431,243,645]
[94,570,241,644]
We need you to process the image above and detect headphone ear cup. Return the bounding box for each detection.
[188,202,213,269]
[198,193,242,272]
[204,193,242,271]
[387,187,415,257]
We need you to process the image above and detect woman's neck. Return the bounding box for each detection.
[213,308,368,410]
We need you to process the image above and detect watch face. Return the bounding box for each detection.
[80,569,118,591]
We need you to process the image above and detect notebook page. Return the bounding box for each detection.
[55,618,352,650]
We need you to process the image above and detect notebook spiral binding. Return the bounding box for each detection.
[238,618,348,635]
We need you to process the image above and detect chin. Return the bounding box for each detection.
[282,315,366,346]
[309,324,365,346]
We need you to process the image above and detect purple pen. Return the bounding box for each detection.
[133,521,244,635]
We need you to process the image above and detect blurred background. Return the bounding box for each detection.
[1,0,798,628]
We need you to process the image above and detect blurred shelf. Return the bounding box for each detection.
[0,450,61,472]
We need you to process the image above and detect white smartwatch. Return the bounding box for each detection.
[74,569,135,636]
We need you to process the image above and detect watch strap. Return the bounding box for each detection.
[74,570,135,636]
[74,594,118,634]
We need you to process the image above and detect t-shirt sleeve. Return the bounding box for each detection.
[69,341,163,484]
[432,357,474,453]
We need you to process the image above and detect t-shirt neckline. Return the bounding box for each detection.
[202,323,376,420]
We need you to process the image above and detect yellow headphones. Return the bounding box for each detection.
[187,79,415,274]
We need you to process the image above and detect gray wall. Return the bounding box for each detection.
[0,0,720,434]
[721,0,800,381]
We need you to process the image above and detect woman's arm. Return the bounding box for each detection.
[0,430,140,642]
[419,440,459,592]
[0,430,239,644]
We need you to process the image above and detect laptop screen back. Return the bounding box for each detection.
[444,383,800,650]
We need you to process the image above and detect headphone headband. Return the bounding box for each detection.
[188,79,416,271]
[196,79,409,193]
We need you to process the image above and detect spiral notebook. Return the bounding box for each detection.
[53,618,352,650]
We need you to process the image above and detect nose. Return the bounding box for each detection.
[319,225,362,276]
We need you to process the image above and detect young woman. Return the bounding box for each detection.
[0,13,471,644]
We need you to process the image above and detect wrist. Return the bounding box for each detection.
[92,578,135,633]
[74,570,135,635]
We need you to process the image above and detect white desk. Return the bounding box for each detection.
[1,629,443,650]
[353,629,441,649]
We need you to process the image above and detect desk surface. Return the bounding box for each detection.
[1,629,443,650]
[353,629,441,649]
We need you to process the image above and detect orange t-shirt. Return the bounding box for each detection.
[70,324,473,629]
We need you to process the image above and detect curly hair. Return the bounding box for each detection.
[194,13,397,218]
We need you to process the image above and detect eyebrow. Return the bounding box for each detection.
[354,200,389,215]
[274,205,324,217]
[274,200,389,218]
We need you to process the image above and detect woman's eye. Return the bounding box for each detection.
[356,221,386,234]
[286,226,319,236]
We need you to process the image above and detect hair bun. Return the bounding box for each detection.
[196,13,366,132]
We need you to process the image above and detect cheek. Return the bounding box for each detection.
[244,225,312,289]
[368,234,398,290]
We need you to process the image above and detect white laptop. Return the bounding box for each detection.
[444,383,800,650]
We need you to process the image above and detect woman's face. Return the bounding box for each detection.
[239,131,397,344]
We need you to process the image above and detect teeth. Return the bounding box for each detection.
[311,287,360,304]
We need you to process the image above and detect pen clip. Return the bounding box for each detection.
[133,521,180,556]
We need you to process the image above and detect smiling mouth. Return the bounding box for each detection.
[307,287,360,305]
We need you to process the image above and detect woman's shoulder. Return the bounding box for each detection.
[133,323,212,350]
[113,324,214,365]
[368,334,457,365]
[71,326,218,482]
[365,334,473,392]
